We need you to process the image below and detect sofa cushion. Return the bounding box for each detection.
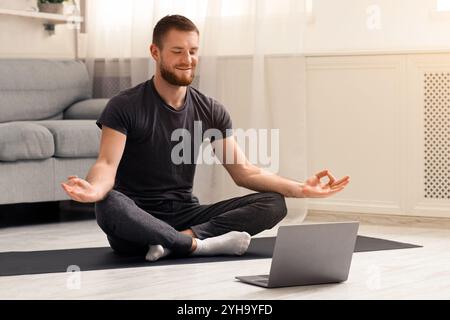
[64,99,109,120]
[0,122,55,162]
[32,120,101,158]
[0,59,91,123]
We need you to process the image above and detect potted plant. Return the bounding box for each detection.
[37,0,68,15]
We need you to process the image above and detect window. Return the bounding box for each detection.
[437,0,450,11]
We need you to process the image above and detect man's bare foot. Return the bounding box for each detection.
[180,229,195,237]
[180,229,197,252]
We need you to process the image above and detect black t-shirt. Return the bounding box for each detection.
[96,77,232,204]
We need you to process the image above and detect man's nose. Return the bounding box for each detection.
[180,52,192,65]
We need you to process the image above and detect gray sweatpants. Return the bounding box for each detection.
[94,190,287,257]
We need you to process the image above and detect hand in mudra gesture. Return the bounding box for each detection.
[301,170,350,198]
[61,175,100,203]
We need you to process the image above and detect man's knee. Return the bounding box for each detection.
[95,189,131,212]
[94,190,124,230]
[264,192,288,223]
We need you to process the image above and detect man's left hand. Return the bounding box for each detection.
[298,169,350,198]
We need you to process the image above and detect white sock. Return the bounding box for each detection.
[191,231,251,256]
[145,245,171,262]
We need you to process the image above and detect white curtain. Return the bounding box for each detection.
[84,0,309,221]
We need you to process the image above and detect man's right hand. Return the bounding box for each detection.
[61,175,102,203]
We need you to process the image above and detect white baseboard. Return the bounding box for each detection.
[306,209,450,229]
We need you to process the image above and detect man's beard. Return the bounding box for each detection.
[160,60,195,86]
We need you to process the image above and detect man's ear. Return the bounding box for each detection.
[150,43,160,61]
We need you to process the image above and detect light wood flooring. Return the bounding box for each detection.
[1,204,450,300]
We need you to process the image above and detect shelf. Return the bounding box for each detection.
[0,7,83,34]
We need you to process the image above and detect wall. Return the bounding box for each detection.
[305,0,450,54]
[302,0,450,218]
[0,0,77,58]
[306,53,450,218]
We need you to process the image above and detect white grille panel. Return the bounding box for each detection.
[424,72,450,199]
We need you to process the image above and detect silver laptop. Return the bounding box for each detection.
[235,221,359,288]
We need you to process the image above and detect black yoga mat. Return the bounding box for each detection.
[0,235,421,276]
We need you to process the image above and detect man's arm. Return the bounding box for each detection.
[61,126,126,203]
[214,136,350,198]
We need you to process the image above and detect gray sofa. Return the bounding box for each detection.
[0,59,108,205]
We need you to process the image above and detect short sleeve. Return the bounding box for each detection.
[96,96,132,135]
[211,99,233,140]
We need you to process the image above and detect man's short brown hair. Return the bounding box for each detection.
[152,15,199,49]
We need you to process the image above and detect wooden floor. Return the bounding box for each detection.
[1,204,450,300]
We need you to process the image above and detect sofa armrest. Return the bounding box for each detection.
[63,99,109,120]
